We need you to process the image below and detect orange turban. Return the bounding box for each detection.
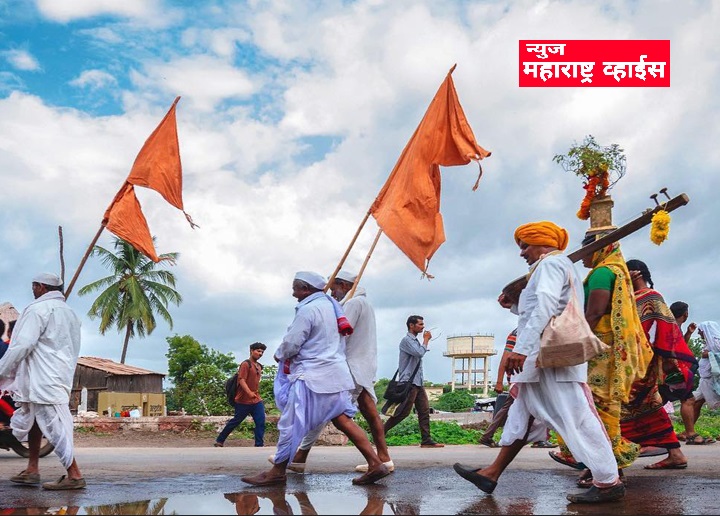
[514,221,569,251]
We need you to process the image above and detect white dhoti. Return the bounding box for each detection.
[11,402,75,469]
[499,368,618,485]
[297,383,370,451]
[274,379,356,463]
[694,377,720,409]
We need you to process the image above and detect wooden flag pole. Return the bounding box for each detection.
[346,228,383,301]
[58,226,65,284]
[325,209,372,293]
[64,224,106,299]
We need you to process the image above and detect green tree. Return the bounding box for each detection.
[688,336,704,390]
[78,237,182,363]
[688,336,704,360]
[165,334,237,414]
[433,390,475,412]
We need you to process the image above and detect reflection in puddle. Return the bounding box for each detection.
[2,489,397,515]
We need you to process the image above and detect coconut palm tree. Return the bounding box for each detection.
[79,237,182,363]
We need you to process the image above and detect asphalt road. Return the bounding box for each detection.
[1,443,718,514]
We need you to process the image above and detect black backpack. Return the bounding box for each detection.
[224,372,239,407]
[225,360,263,406]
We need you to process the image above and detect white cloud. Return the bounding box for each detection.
[130,55,256,112]
[35,0,163,23]
[2,0,719,385]
[70,69,118,90]
[2,49,41,71]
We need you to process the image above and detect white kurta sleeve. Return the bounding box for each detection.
[513,259,565,357]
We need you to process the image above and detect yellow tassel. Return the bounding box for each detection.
[650,210,671,245]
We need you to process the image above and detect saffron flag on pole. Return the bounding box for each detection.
[369,66,491,276]
[102,97,196,263]
[104,183,159,262]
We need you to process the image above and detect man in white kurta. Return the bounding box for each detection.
[453,222,623,504]
[241,271,390,486]
[289,270,393,472]
[0,273,85,490]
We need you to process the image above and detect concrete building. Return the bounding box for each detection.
[443,334,496,396]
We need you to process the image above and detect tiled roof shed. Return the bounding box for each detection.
[72,356,165,413]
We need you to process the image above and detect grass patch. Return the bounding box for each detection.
[225,421,279,442]
[354,415,481,446]
[671,405,720,438]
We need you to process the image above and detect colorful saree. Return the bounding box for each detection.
[559,242,653,468]
[619,288,699,449]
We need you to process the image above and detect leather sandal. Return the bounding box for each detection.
[576,469,593,488]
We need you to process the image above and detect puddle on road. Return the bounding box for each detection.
[2,469,717,515]
[0,489,398,515]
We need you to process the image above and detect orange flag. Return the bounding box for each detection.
[103,97,196,262]
[103,183,159,262]
[127,97,185,211]
[369,66,491,276]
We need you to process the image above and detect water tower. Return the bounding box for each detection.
[443,333,496,395]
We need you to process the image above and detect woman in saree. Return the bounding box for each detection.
[550,235,653,487]
[622,259,696,469]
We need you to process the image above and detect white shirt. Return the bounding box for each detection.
[0,291,81,404]
[511,253,588,383]
[341,288,378,394]
[275,292,354,393]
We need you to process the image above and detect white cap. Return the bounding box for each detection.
[335,270,358,283]
[294,271,326,290]
[32,273,63,287]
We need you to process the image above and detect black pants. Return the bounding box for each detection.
[383,385,432,444]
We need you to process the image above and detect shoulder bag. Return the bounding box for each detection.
[383,360,422,403]
[536,275,610,368]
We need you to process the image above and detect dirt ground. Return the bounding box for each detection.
[74,430,276,448]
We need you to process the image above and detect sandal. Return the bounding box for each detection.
[548,451,586,470]
[685,434,716,445]
[479,440,500,448]
[576,469,593,488]
[576,468,626,488]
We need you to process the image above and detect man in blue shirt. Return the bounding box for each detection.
[383,315,444,448]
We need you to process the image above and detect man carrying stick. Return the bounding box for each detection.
[453,222,624,504]
[241,271,390,486]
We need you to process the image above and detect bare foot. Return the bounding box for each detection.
[241,470,287,486]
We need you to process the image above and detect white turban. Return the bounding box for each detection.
[32,273,63,287]
[294,271,326,290]
[335,270,358,283]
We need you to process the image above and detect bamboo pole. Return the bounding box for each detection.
[58,226,65,284]
[325,210,372,293]
[64,224,105,299]
[345,228,383,300]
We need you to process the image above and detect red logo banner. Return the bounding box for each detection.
[519,40,670,87]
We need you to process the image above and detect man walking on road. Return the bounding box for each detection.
[286,270,394,473]
[0,273,85,490]
[214,342,267,448]
[453,221,623,504]
[241,271,390,486]
[383,315,444,448]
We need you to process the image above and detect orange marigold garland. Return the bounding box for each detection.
[576,171,610,220]
[650,210,671,245]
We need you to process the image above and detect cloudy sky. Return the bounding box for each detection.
[1,0,718,389]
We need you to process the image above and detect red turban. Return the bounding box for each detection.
[514,221,569,251]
